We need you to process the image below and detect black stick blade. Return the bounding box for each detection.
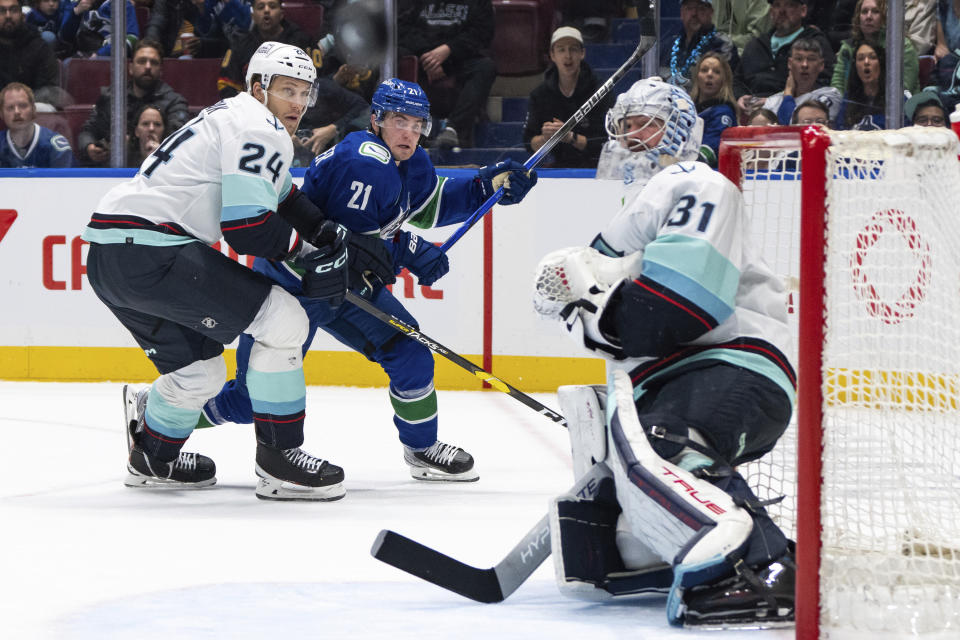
[371,530,505,603]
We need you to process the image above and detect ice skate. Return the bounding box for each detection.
[681,543,796,629]
[122,385,216,489]
[254,442,345,501]
[403,440,478,482]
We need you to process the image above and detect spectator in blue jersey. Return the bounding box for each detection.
[201,79,539,485]
[0,82,73,167]
[59,0,139,57]
[24,0,71,57]
[689,51,738,166]
[659,0,739,91]
[523,26,614,168]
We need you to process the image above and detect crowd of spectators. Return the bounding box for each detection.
[2,0,959,169]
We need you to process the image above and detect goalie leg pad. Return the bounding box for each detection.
[550,465,674,601]
[605,370,753,626]
[557,384,608,479]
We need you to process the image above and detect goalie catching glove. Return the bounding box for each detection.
[532,246,641,358]
[476,159,538,205]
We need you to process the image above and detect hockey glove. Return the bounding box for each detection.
[395,230,449,286]
[476,159,538,205]
[347,232,396,289]
[294,220,350,306]
[533,246,642,359]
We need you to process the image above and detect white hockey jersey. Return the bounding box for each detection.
[83,92,295,248]
[593,161,795,405]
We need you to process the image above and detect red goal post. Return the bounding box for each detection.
[719,125,960,639]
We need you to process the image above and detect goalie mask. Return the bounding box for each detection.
[604,78,701,158]
[371,78,433,137]
[246,42,319,107]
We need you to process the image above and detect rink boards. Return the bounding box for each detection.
[0,169,622,389]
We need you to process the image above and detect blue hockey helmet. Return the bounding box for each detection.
[371,78,433,136]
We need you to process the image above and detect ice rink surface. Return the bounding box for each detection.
[1,381,794,640]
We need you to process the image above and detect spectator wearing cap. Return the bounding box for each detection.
[659,0,740,90]
[522,26,614,168]
[734,0,835,109]
[906,89,948,126]
[762,38,841,124]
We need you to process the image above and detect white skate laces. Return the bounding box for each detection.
[419,441,460,466]
[283,448,324,473]
[174,452,200,472]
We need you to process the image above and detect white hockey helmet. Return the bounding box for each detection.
[605,77,701,157]
[245,42,319,106]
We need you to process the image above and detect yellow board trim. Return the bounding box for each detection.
[6,348,956,411]
[0,347,606,392]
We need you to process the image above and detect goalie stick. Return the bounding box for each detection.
[438,16,657,253]
[371,462,610,602]
[344,290,566,427]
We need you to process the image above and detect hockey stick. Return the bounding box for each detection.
[344,290,566,427]
[371,462,610,602]
[438,16,657,253]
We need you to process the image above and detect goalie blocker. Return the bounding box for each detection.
[551,371,795,629]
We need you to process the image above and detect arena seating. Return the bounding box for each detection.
[282,2,325,40]
[162,58,222,111]
[61,58,111,107]
[491,0,551,76]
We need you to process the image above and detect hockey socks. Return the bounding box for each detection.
[389,383,438,448]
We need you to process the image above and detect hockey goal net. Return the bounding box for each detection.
[719,125,960,639]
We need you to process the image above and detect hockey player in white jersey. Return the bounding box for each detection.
[81,42,394,501]
[532,78,796,628]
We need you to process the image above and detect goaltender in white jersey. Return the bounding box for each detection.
[533,78,797,630]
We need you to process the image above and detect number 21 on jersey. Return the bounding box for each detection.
[348,180,372,210]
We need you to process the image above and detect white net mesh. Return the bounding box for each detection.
[722,126,960,638]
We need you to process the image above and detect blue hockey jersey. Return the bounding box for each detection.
[0,124,73,168]
[301,130,486,240]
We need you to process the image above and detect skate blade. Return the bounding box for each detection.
[255,476,346,501]
[122,384,137,453]
[408,465,480,482]
[684,610,795,630]
[124,472,217,489]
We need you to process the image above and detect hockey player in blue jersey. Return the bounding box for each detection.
[203,78,538,484]
[532,78,796,628]
[0,83,73,168]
